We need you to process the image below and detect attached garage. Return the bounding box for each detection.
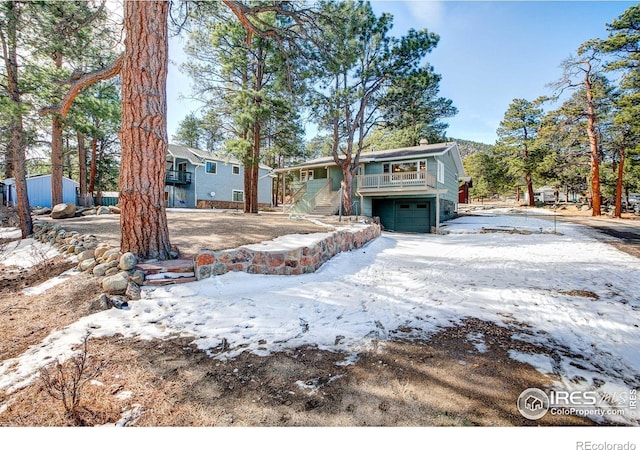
[372,198,434,233]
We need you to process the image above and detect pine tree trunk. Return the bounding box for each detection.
[525,172,535,207]
[614,147,625,218]
[77,132,89,206]
[584,70,601,216]
[249,121,260,213]
[2,1,31,237]
[119,0,171,259]
[89,135,97,194]
[51,116,64,206]
[50,49,65,207]
[342,169,353,216]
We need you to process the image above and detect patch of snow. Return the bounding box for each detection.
[0,227,22,239]
[466,332,488,353]
[508,350,555,375]
[242,224,368,251]
[22,269,81,296]
[0,238,61,268]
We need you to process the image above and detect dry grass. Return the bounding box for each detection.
[1,320,596,427]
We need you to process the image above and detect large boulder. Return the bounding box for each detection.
[51,203,76,219]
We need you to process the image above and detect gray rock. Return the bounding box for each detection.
[77,249,95,262]
[94,245,111,260]
[106,253,120,263]
[104,267,120,276]
[129,270,145,286]
[88,293,113,312]
[118,252,138,271]
[102,273,129,294]
[110,296,129,309]
[92,260,118,277]
[103,248,121,259]
[79,258,97,272]
[125,282,141,300]
[32,207,52,216]
[51,203,76,219]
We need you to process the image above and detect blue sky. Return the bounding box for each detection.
[166,1,637,146]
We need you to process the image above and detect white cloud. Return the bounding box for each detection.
[404,1,446,32]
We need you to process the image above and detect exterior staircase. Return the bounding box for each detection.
[309,189,341,216]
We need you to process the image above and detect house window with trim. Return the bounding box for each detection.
[300,170,314,182]
[232,190,244,202]
[232,165,240,175]
[206,161,217,174]
[437,160,445,184]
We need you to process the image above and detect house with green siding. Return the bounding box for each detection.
[276,140,465,233]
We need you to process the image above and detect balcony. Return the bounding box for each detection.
[356,171,436,194]
[166,169,192,185]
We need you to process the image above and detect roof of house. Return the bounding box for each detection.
[277,141,465,175]
[167,144,271,170]
[1,174,79,186]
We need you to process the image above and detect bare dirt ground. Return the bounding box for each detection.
[0,206,625,427]
[34,209,336,257]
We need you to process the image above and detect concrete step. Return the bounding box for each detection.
[145,276,197,286]
[136,258,196,286]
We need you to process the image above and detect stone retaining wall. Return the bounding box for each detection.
[194,223,381,280]
[196,200,272,210]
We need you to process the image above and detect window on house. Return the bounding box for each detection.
[382,161,426,174]
[300,170,314,182]
[206,161,217,174]
[232,190,244,202]
[437,161,445,184]
[232,165,240,175]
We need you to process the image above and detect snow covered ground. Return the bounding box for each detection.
[1,212,639,425]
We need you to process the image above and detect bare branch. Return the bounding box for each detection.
[41,53,123,118]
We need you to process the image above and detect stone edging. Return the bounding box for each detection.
[28,220,381,309]
[31,221,144,309]
[194,223,381,280]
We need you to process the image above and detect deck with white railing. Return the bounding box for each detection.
[356,171,437,193]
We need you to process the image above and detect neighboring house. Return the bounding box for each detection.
[528,186,579,204]
[165,144,273,209]
[458,176,472,204]
[2,174,79,208]
[276,140,466,233]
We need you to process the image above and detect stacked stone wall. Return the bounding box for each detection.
[195,223,381,280]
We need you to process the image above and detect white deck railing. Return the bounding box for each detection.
[356,171,436,191]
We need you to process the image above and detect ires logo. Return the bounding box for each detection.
[549,391,599,406]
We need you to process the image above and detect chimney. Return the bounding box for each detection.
[419,139,429,146]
